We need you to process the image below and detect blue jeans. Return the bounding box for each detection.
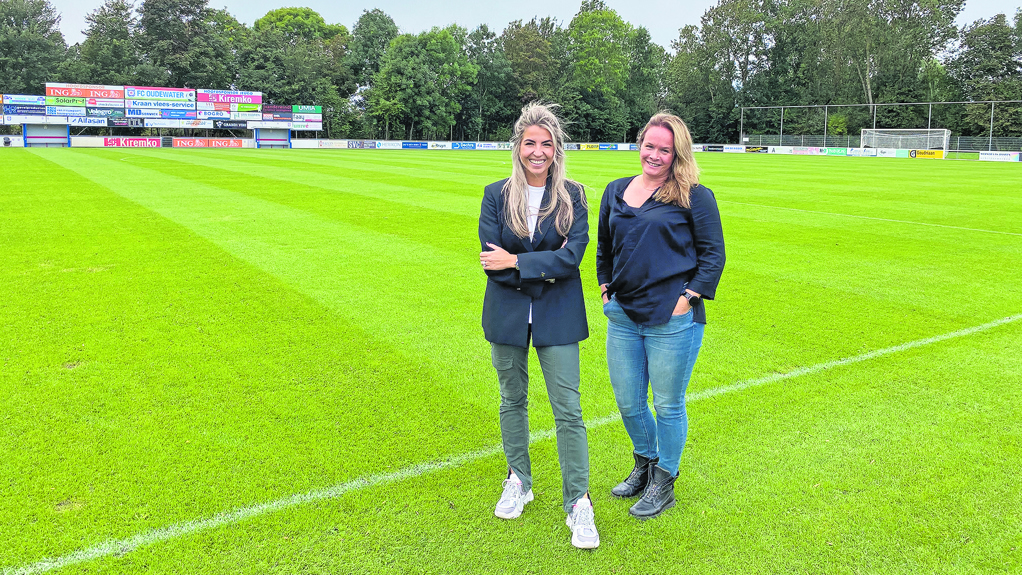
[604,298,704,476]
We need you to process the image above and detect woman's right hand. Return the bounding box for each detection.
[672,294,692,315]
[600,284,610,304]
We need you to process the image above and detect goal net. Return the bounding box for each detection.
[860,129,950,155]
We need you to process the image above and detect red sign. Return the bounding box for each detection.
[47,83,124,99]
[209,139,243,148]
[172,138,243,148]
[173,138,208,148]
[104,137,161,148]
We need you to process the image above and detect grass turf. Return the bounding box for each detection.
[1,149,1020,574]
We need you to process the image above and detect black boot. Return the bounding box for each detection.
[610,452,658,498]
[628,464,676,520]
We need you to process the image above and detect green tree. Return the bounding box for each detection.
[253,7,345,43]
[0,0,66,94]
[501,18,557,103]
[69,0,140,85]
[457,24,514,140]
[345,8,398,88]
[136,0,242,87]
[947,12,1022,136]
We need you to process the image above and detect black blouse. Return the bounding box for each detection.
[596,176,726,326]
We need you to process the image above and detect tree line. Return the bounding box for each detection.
[1,0,1020,142]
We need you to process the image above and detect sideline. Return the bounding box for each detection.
[6,313,1021,575]
[721,200,1022,237]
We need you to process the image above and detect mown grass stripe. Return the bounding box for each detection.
[6,312,1018,575]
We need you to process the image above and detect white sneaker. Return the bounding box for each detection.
[494,479,533,519]
[566,497,600,549]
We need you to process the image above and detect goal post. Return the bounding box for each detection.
[860,129,950,156]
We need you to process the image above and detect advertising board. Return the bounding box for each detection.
[978,151,1021,162]
[124,86,195,102]
[877,148,899,157]
[580,143,599,151]
[46,83,124,98]
[292,113,322,122]
[212,120,248,129]
[768,146,794,154]
[126,99,195,109]
[909,149,944,159]
[173,138,208,147]
[313,140,346,149]
[68,117,108,126]
[292,105,322,113]
[826,147,848,156]
[179,120,214,128]
[104,137,161,147]
[692,144,706,152]
[4,105,45,115]
[290,122,322,131]
[144,119,181,128]
[377,141,401,149]
[47,106,86,117]
[745,146,768,153]
[45,96,86,106]
[6,115,64,124]
[3,95,46,106]
[126,108,161,118]
[429,141,452,150]
[208,138,244,148]
[599,143,615,150]
[402,141,428,149]
[705,144,724,152]
[793,147,824,155]
[847,148,877,157]
[346,140,365,149]
[2,135,25,147]
[161,110,197,119]
[724,145,745,153]
[263,112,293,121]
[107,118,144,127]
[196,89,262,104]
[453,142,476,150]
[261,104,293,113]
[248,121,292,129]
[231,112,261,121]
[198,110,232,119]
[564,143,579,150]
[85,98,124,108]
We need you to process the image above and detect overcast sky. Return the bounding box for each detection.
[49,0,1022,51]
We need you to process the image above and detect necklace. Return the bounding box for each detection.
[641,175,665,192]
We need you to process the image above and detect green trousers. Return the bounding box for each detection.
[491,341,590,514]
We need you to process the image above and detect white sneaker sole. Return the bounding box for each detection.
[494,489,533,519]
[566,515,600,549]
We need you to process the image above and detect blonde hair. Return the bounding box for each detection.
[637,113,700,208]
[502,102,584,239]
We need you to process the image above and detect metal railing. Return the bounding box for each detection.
[741,134,1022,152]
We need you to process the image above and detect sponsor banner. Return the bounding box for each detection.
[580,143,599,151]
[910,149,944,159]
[1,135,25,147]
[705,144,724,152]
[68,117,108,126]
[402,141,428,149]
[107,118,144,127]
[896,149,910,158]
[316,140,347,149]
[212,120,249,129]
[47,106,86,117]
[346,140,365,149]
[292,105,322,113]
[261,104,293,113]
[428,141,452,150]
[85,98,124,108]
[692,144,706,152]
[262,112,293,121]
[124,86,195,102]
[197,102,230,111]
[144,119,181,128]
[198,110,231,119]
[793,146,824,155]
[104,137,161,147]
[45,96,86,106]
[377,140,401,149]
[248,121,292,129]
[724,145,745,153]
[745,146,769,153]
[564,143,579,151]
[847,147,878,157]
[4,104,46,115]
[174,138,208,147]
[3,94,46,105]
[292,113,322,122]
[125,108,161,118]
[290,122,322,131]
[979,151,1021,162]
[47,83,124,98]
[231,112,261,120]
[599,143,615,150]
[768,146,794,154]
[70,136,105,147]
[161,109,197,119]
[453,142,476,150]
[877,148,898,158]
[126,99,195,109]
[196,89,262,104]
[234,103,261,112]
[10,115,68,124]
[179,120,213,129]
[826,147,848,156]
[209,138,243,148]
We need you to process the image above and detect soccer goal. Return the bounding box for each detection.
[860,129,950,155]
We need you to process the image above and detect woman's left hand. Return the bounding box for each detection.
[673,289,701,315]
[481,242,517,271]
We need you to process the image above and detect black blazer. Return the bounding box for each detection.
[479,177,590,348]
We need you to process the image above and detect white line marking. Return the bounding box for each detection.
[7,313,1020,575]
[721,200,1022,237]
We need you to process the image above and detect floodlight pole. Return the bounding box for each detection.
[928,103,932,129]
[872,104,877,129]
[989,102,995,151]
[779,107,784,142]
[823,106,828,146]
[739,107,744,145]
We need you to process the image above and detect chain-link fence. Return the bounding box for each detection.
[741,133,1022,152]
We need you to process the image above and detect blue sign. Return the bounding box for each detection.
[599,143,615,150]
[452,142,476,150]
[629,144,639,151]
[3,104,46,115]
[161,109,197,119]
[402,141,428,149]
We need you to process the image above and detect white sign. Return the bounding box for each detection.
[3,95,47,105]
[292,113,322,122]
[247,121,292,129]
[428,141,452,150]
[179,120,214,128]
[317,140,348,148]
[290,122,323,131]
[876,148,899,157]
[979,151,1020,162]
[197,110,231,119]
[68,117,108,126]
[231,112,262,120]
[85,98,125,108]
[768,146,794,154]
[377,140,402,149]
[1,135,25,146]
[47,106,87,117]
[125,108,161,118]
[126,99,195,109]
[4,114,48,124]
[847,148,878,157]
[144,119,181,128]
[724,145,745,153]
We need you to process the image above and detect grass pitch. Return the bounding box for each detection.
[1,149,1020,574]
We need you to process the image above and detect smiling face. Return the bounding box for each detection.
[519,125,555,186]
[640,125,675,182]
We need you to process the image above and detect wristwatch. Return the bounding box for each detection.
[684,292,700,304]
[514,257,519,270]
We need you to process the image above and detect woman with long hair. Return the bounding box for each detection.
[597,113,726,519]
[478,102,598,548]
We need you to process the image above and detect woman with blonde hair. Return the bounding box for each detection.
[478,102,598,548]
[597,113,726,519]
